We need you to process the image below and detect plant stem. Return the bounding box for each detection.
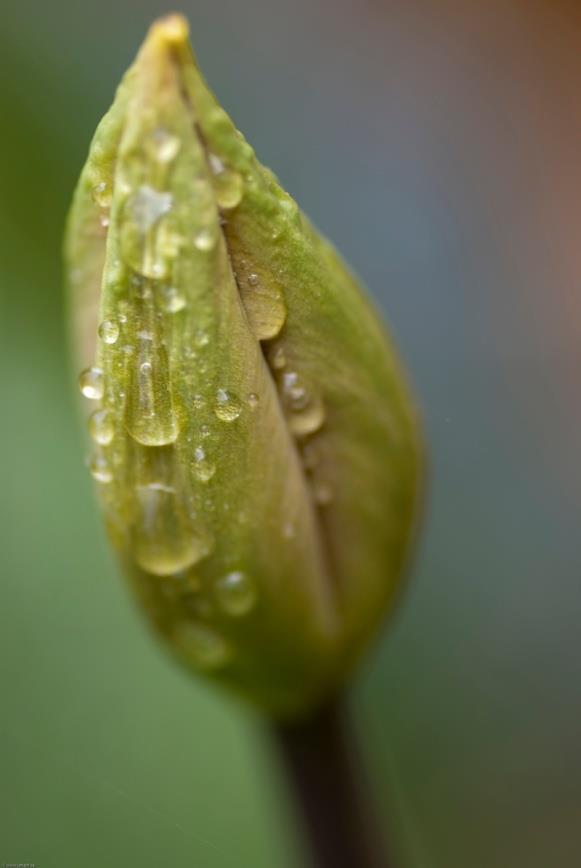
[273,699,391,868]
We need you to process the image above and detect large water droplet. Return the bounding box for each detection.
[214,389,241,422]
[79,367,104,400]
[134,482,208,575]
[126,341,178,446]
[214,169,244,210]
[88,408,115,445]
[173,622,231,669]
[215,571,256,617]
[238,272,287,341]
[98,318,120,345]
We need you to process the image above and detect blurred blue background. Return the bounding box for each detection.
[2,1,581,865]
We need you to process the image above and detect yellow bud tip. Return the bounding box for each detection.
[148,13,189,47]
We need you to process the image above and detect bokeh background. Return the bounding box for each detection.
[2,1,581,865]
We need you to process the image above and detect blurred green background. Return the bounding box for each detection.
[2,1,581,865]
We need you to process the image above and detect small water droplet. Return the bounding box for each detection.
[159,285,186,313]
[89,452,113,483]
[146,128,181,164]
[214,389,241,422]
[247,392,259,409]
[193,226,218,252]
[88,408,115,445]
[282,371,309,410]
[193,394,205,410]
[79,367,104,400]
[214,169,244,210]
[247,273,259,286]
[92,181,111,208]
[271,346,286,370]
[194,329,210,348]
[209,153,225,174]
[282,522,296,539]
[173,622,231,669]
[98,318,120,345]
[200,424,211,438]
[100,214,110,228]
[215,571,256,617]
[314,480,333,505]
[193,445,216,483]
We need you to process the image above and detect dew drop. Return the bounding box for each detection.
[194,226,218,252]
[79,367,104,400]
[193,445,216,483]
[159,286,186,313]
[173,622,231,669]
[88,408,115,445]
[146,128,181,164]
[98,318,120,345]
[193,394,205,410]
[126,345,179,447]
[271,346,286,370]
[214,389,242,422]
[194,329,210,348]
[88,452,113,483]
[200,424,211,438]
[247,273,259,286]
[247,392,259,409]
[280,371,326,436]
[282,522,296,540]
[314,480,333,506]
[100,214,110,228]
[215,571,256,617]
[134,482,209,575]
[282,371,309,410]
[130,185,173,233]
[214,169,244,210]
[92,181,111,208]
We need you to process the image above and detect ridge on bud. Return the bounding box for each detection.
[64,14,423,719]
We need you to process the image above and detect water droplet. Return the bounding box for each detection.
[209,153,225,174]
[100,214,110,228]
[314,480,333,505]
[134,482,209,575]
[282,522,296,539]
[79,367,104,400]
[159,286,186,313]
[280,371,326,436]
[173,622,231,669]
[120,186,173,279]
[271,346,286,370]
[89,452,113,483]
[98,318,120,345]
[282,371,309,410]
[88,408,115,445]
[193,446,216,483]
[215,571,256,617]
[92,181,111,208]
[214,169,244,210]
[247,392,259,409]
[130,185,173,233]
[238,274,287,341]
[126,343,179,446]
[214,389,241,422]
[200,424,211,438]
[194,226,218,252]
[194,329,210,348]
[146,128,181,164]
[193,394,205,410]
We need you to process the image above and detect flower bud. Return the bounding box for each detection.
[65,15,423,718]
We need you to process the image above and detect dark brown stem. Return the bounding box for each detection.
[273,699,391,868]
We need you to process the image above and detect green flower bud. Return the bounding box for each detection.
[64,15,423,718]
